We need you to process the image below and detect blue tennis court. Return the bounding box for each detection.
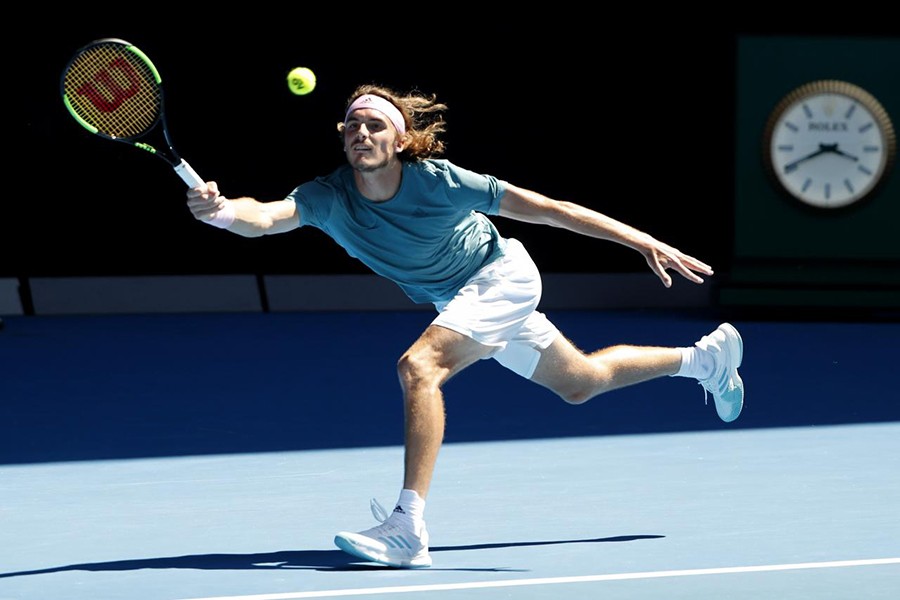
[1,310,898,599]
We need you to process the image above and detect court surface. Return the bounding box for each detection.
[1,309,898,599]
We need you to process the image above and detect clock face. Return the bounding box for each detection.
[763,80,896,209]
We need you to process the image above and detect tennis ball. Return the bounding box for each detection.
[287,67,316,96]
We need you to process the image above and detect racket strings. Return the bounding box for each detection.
[63,43,162,139]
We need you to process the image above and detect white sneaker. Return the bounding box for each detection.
[334,500,432,568]
[695,322,744,423]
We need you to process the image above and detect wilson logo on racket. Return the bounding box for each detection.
[74,57,142,113]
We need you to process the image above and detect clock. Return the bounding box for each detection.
[762,80,896,210]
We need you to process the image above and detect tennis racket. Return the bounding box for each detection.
[60,38,204,188]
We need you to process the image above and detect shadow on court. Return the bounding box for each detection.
[0,534,664,577]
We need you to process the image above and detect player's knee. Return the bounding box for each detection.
[536,375,591,405]
[397,350,437,392]
[550,379,608,405]
[558,388,592,405]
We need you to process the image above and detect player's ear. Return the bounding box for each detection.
[395,134,407,153]
[337,122,347,149]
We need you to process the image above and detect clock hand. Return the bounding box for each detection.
[783,142,859,173]
[783,144,830,173]
[829,145,859,162]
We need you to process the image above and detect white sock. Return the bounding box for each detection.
[672,346,714,380]
[391,489,426,530]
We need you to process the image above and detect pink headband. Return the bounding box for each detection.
[344,94,406,136]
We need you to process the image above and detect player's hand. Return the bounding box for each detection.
[643,240,714,288]
[186,180,227,223]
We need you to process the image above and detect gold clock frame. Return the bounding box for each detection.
[762,79,896,210]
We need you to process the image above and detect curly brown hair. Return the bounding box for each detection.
[336,84,447,161]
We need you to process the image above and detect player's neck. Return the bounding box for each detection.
[354,160,403,202]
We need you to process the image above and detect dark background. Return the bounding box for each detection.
[8,13,898,282]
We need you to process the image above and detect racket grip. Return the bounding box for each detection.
[174,159,205,188]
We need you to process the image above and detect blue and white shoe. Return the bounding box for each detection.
[334,499,431,568]
[695,322,744,423]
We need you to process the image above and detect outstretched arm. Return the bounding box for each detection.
[186,181,300,238]
[497,184,713,288]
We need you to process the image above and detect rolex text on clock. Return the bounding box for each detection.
[763,80,896,209]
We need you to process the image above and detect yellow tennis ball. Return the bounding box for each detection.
[287,67,316,96]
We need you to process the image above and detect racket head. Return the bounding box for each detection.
[61,38,164,141]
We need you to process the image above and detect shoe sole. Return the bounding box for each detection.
[717,322,744,423]
[334,533,432,568]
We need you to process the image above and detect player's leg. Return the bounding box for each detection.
[334,325,493,569]
[334,238,549,568]
[529,334,683,405]
[527,323,743,421]
[396,324,494,498]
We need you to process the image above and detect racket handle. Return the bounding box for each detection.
[174,159,205,188]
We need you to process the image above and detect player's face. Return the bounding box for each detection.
[344,109,401,172]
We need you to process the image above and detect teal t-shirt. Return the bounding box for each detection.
[288,159,508,304]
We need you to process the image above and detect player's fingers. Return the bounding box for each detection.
[682,255,714,275]
[185,181,218,200]
[658,253,706,286]
[658,269,673,288]
[186,197,218,221]
[647,255,673,288]
[672,261,706,284]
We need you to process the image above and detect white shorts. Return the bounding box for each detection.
[432,238,560,379]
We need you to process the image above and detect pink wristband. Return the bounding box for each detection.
[208,199,235,229]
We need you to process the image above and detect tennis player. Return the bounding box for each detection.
[186,84,744,569]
